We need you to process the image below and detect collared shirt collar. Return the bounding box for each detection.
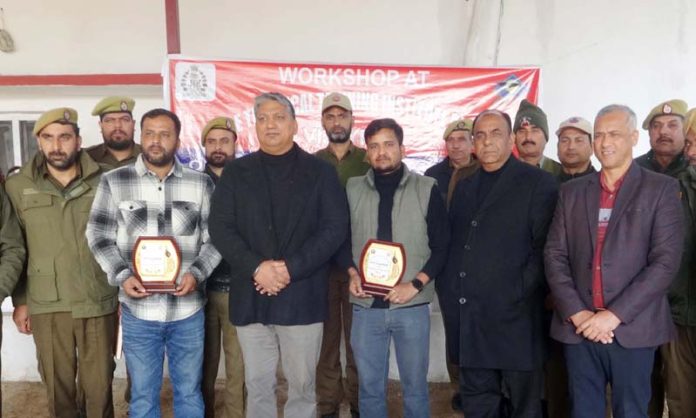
[134,154,183,179]
[320,142,357,160]
[600,169,627,193]
[39,153,83,191]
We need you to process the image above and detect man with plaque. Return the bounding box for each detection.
[86,108,221,418]
[441,109,558,417]
[209,93,348,418]
[341,118,449,417]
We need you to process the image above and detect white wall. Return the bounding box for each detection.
[496,0,696,159]
[0,0,166,74]
[1,0,694,383]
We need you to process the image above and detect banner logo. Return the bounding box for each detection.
[175,63,216,101]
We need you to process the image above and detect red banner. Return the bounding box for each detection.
[166,57,540,172]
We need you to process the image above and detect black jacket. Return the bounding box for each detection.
[424,157,453,204]
[440,157,558,370]
[209,146,348,326]
[204,164,232,293]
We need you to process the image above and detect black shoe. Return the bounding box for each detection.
[350,409,360,418]
[320,414,338,418]
[451,392,463,412]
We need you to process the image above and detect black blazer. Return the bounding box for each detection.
[209,146,348,326]
[440,157,558,371]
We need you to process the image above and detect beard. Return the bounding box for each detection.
[206,151,233,168]
[373,161,401,175]
[103,131,134,151]
[45,150,79,171]
[143,146,176,167]
[326,127,352,144]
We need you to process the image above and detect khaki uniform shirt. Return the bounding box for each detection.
[6,151,118,318]
[315,143,371,188]
[86,143,142,171]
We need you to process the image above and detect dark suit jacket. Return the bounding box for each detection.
[544,162,683,348]
[208,145,348,326]
[441,157,558,371]
[424,157,453,204]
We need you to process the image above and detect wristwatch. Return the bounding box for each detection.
[411,278,425,292]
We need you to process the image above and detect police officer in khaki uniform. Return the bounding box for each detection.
[86,96,141,169]
[634,99,689,418]
[200,117,246,418]
[662,107,696,418]
[635,99,689,178]
[0,176,26,417]
[555,116,596,183]
[6,108,119,418]
[514,100,563,176]
[314,93,369,418]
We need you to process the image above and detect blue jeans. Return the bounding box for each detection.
[122,305,205,418]
[351,304,431,418]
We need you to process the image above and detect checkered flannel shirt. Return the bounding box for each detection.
[86,155,221,322]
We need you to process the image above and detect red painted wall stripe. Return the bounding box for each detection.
[0,73,162,86]
[165,0,181,54]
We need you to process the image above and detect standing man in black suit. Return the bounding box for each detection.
[208,92,348,418]
[441,109,559,418]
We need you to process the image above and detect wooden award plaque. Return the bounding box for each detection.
[359,239,406,297]
[132,236,181,293]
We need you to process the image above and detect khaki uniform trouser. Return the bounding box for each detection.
[316,266,359,414]
[662,324,696,418]
[31,311,116,418]
[202,290,246,418]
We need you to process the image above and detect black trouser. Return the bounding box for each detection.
[460,367,543,418]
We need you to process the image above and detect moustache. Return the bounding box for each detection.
[48,152,67,159]
[522,140,536,146]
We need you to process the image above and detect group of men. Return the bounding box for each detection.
[0,90,693,418]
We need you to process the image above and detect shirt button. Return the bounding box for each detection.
[158,187,163,191]
[459,271,467,278]
[471,220,478,227]
[596,266,601,270]
[464,245,471,251]
[459,297,467,305]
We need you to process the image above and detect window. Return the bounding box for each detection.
[0,114,38,177]
[0,121,13,176]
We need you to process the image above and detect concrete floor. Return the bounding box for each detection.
[0,379,670,417]
[1,378,463,418]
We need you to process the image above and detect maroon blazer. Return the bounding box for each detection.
[544,162,683,348]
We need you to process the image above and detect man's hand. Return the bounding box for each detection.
[385,282,419,305]
[254,260,291,296]
[13,305,31,335]
[569,310,595,328]
[174,273,198,297]
[576,310,621,344]
[272,261,291,283]
[122,276,151,299]
[348,268,370,298]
